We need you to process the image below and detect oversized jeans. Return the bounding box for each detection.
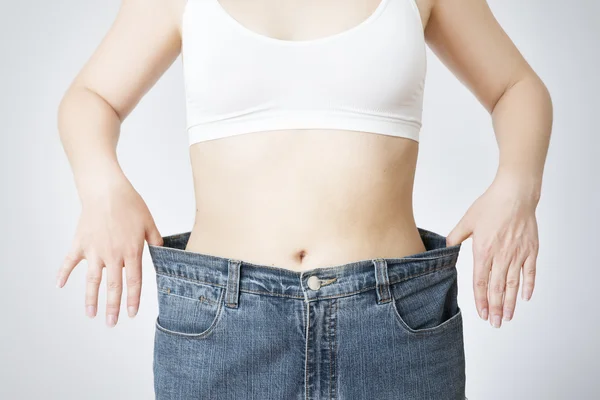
[148,227,467,399]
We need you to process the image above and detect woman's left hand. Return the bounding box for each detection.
[445,172,540,328]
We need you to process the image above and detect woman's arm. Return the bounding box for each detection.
[56,0,186,327]
[423,0,553,327]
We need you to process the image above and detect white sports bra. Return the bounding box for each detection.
[181,0,427,145]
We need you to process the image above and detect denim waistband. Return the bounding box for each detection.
[148,226,461,302]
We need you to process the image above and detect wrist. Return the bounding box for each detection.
[493,168,542,205]
[76,166,131,205]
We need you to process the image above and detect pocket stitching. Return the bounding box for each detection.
[157,287,219,305]
[390,299,462,336]
[156,272,226,291]
[155,288,226,339]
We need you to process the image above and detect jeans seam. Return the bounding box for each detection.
[155,263,456,301]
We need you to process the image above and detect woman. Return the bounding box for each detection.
[55,0,552,398]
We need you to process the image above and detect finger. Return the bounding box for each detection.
[473,245,492,321]
[446,213,473,247]
[105,259,124,328]
[124,245,143,318]
[145,221,163,247]
[85,257,104,319]
[502,253,524,322]
[57,245,84,288]
[488,256,510,328]
[521,252,537,301]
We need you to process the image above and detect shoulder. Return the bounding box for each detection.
[120,0,188,36]
[166,0,189,36]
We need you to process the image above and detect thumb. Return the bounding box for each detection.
[446,212,473,247]
[145,221,164,247]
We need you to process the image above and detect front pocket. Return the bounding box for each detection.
[155,274,225,338]
[389,265,461,335]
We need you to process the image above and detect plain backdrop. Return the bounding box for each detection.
[1,0,599,399]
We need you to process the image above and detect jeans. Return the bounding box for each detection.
[148,227,466,400]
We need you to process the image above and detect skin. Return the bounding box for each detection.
[56,0,552,330]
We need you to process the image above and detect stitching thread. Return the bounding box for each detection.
[155,262,456,301]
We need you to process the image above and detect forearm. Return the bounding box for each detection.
[490,74,553,204]
[57,86,129,203]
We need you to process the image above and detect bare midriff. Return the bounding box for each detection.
[184,128,427,272]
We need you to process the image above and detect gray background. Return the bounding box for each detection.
[1,0,598,398]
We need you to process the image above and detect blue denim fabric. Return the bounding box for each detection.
[148,227,466,400]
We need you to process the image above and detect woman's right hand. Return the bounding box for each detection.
[54,0,184,327]
[56,178,163,327]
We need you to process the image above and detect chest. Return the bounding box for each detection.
[213,0,402,41]
[182,0,426,111]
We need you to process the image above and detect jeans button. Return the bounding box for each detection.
[307,275,321,290]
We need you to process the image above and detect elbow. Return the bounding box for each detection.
[530,74,554,126]
[490,72,553,118]
[538,76,553,115]
[57,84,126,130]
[57,85,77,135]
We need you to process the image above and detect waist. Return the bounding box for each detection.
[187,217,426,272]
[186,128,422,271]
[148,227,461,301]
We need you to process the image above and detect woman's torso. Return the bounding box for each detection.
[173,0,435,271]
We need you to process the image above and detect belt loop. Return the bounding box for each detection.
[373,258,391,304]
[225,259,241,309]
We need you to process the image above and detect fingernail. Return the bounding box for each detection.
[481,308,488,320]
[523,291,531,301]
[127,306,137,318]
[106,314,117,327]
[503,309,512,321]
[86,305,96,318]
[56,278,63,288]
[491,314,502,328]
